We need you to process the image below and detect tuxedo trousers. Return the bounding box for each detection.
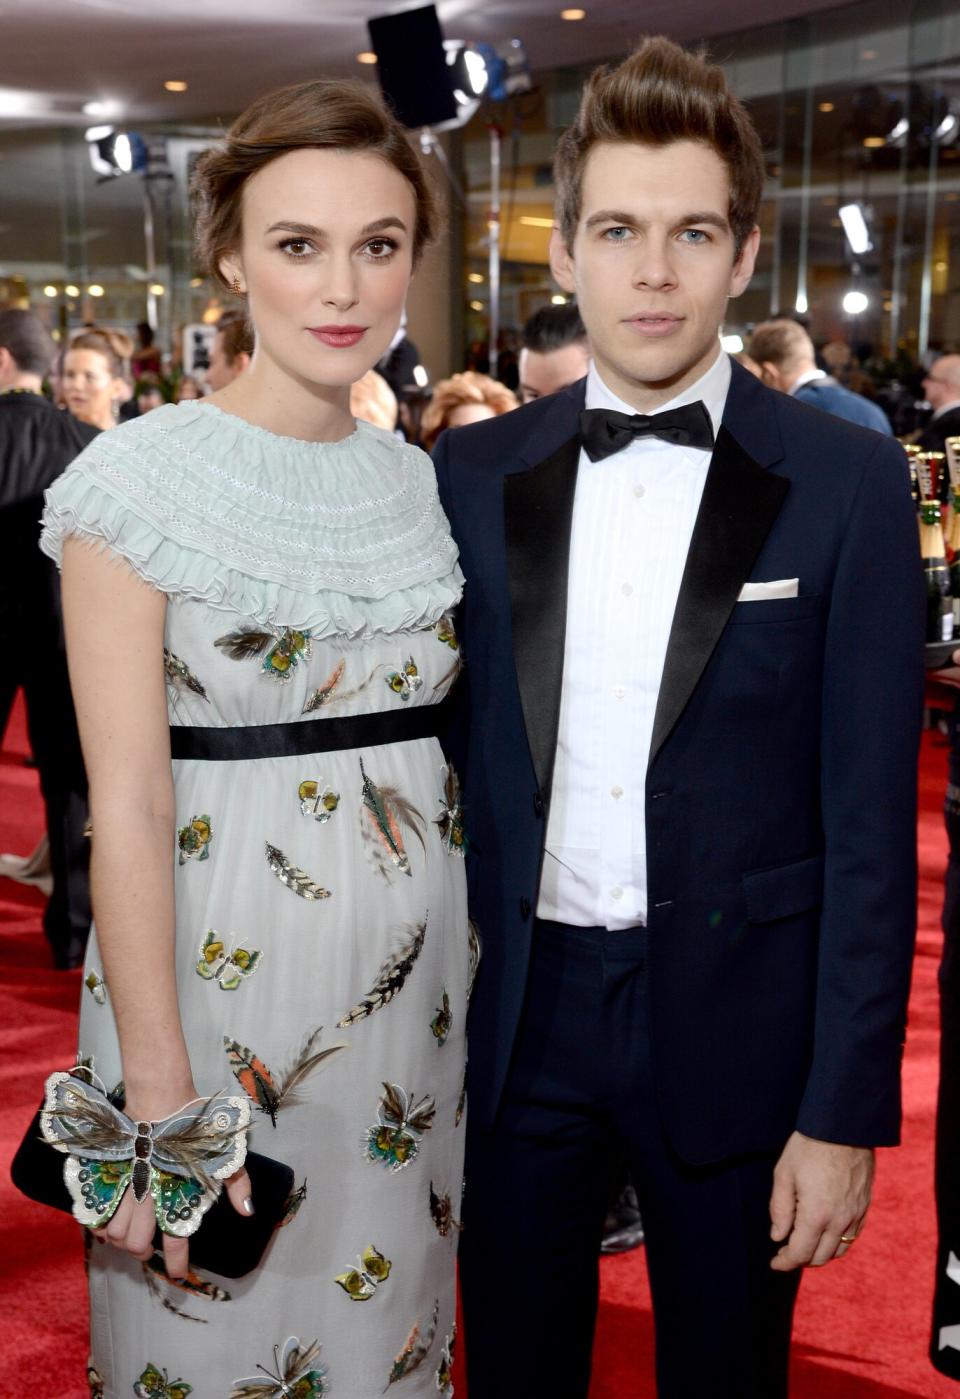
[461,920,801,1398]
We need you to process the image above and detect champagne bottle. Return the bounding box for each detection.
[918,452,954,642]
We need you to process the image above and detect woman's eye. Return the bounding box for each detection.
[279,238,312,258]
[364,238,398,260]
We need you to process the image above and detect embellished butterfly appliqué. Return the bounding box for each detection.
[134,1363,193,1399]
[215,627,312,682]
[386,656,423,702]
[195,930,262,991]
[362,1082,436,1172]
[178,814,213,864]
[335,1243,392,1301]
[230,1336,328,1399]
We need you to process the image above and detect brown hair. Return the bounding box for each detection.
[192,79,437,290]
[554,35,765,257]
[216,309,255,364]
[749,319,816,371]
[67,328,133,380]
[350,369,398,433]
[420,372,518,451]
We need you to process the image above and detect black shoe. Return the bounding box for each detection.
[601,1183,645,1255]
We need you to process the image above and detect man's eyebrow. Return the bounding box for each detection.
[264,216,409,237]
[584,208,730,231]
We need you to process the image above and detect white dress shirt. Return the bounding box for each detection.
[788,367,826,394]
[537,348,732,930]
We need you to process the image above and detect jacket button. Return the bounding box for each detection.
[533,791,544,818]
[519,896,532,921]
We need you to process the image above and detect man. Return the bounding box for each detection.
[919,355,960,451]
[519,302,591,403]
[0,309,97,968]
[434,36,922,1397]
[206,308,253,391]
[750,318,892,434]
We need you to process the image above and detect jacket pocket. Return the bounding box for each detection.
[742,853,824,924]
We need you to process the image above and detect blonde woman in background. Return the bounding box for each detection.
[420,370,517,451]
[350,368,398,432]
[61,328,132,430]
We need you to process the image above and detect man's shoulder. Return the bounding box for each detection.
[772,382,893,453]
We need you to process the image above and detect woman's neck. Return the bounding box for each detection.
[208,354,355,444]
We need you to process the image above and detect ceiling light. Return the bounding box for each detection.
[862,136,885,149]
[467,272,484,284]
[356,51,378,65]
[469,299,484,311]
[936,113,959,143]
[886,116,909,145]
[164,80,188,92]
[65,283,79,297]
[795,291,808,314]
[936,260,948,272]
[83,99,120,118]
[0,89,30,118]
[551,294,568,305]
[842,290,869,315]
[818,102,835,113]
[561,7,586,18]
[720,333,744,354]
[190,277,204,288]
[839,202,872,254]
[88,284,105,298]
[412,364,429,388]
[520,216,555,229]
[43,284,57,297]
[149,283,165,296]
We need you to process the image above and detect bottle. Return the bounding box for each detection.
[918,452,954,642]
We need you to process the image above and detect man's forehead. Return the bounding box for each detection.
[581,139,731,203]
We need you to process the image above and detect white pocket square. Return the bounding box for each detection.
[737,578,799,602]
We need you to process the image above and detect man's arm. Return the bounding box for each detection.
[770,434,924,1269]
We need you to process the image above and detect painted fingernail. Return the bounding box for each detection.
[243,1196,255,1215]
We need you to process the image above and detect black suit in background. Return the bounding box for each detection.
[434,363,923,1397]
[918,404,960,454]
[0,391,97,966]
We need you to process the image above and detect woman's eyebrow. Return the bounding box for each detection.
[264,216,409,236]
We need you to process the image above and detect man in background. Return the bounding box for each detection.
[519,301,591,404]
[206,309,253,391]
[750,318,892,434]
[919,355,960,452]
[0,309,96,968]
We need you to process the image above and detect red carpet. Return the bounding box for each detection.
[0,694,954,1396]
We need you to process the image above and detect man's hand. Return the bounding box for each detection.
[769,1131,874,1271]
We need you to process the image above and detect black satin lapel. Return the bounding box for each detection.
[504,436,581,795]
[649,426,790,767]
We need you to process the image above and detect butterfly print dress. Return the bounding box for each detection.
[41,403,468,1398]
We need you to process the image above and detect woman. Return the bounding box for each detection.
[41,78,467,1397]
[419,370,517,451]
[61,328,132,430]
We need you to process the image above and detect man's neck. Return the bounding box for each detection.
[592,343,723,415]
[0,373,43,395]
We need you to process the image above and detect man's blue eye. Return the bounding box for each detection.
[604,227,630,240]
[681,230,709,243]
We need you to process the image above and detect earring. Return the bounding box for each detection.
[232,276,244,297]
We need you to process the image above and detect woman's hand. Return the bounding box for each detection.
[102,1082,254,1279]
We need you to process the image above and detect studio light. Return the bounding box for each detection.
[842,290,869,315]
[85,126,147,180]
[839,202,872,255]
[551,294,568,305]
[795,291,809,314]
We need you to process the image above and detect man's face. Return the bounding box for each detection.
[519,340,591,403]
[924,357,960,412]
[550,139,759,410]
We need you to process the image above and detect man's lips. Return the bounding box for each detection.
[308,326,368,348]
[623,313,685,339]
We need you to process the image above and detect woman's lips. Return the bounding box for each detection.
[624,315,685,339]
[308,326,368,348]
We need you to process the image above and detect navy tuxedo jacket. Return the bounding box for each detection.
[433,361,924,1166]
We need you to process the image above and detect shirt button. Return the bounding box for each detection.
[613,685,626,700]
[633,484,645,498]
[611,886,624,900]
[611,785,624,799]
[621,582,633,597]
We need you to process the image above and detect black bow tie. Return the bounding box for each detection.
[579,401,715,461]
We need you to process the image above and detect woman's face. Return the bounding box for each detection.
[447,402,496,430]
[226,148,417,392]
[62,348,123,428]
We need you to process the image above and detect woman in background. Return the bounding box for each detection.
[61,328,132,431]
[419,369,517,451]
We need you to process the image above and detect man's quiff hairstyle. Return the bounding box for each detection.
[554,35,766,257]
[192,78,437,291]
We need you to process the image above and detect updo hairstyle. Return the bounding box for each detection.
[68,327,133,380]
[192,79,437,291]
